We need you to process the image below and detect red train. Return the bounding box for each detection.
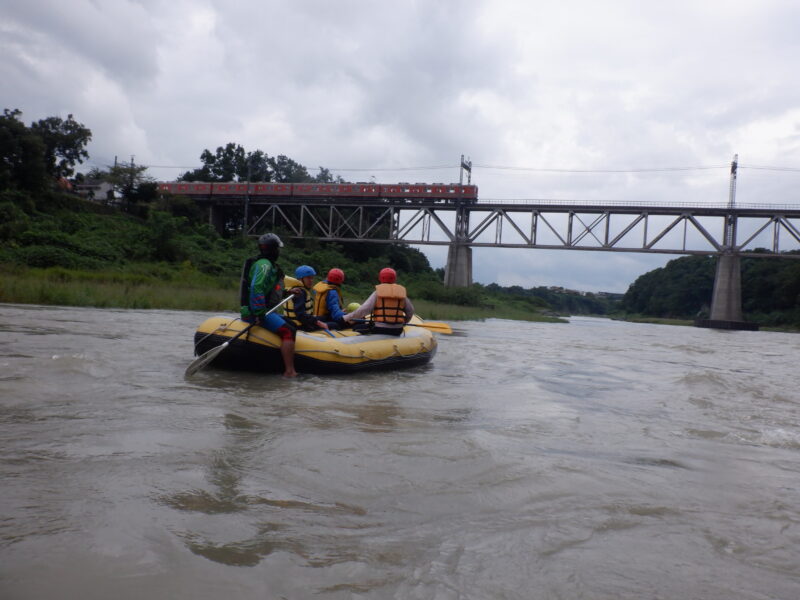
[157,181,478,202]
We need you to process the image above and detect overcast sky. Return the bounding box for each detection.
[4,0,800,292]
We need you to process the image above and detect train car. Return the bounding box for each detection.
[378,183,478,201]
[211,183,250,195]
[157,181,478,201]
[158,182,213,195]
[248,183,293,196]
[292,183,380,197]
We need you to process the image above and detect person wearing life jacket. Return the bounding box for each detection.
[313,268,348,329]
[284,265,329,332]
[239,233,298,377]
[343,267,414,336]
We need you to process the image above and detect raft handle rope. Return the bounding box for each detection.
[203,325,431,360]
[193,319,243,355]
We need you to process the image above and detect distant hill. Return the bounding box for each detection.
[620,254,800,328]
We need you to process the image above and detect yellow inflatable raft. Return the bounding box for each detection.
[192,315,437,374]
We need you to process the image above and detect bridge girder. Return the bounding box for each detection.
[234,199,800,257]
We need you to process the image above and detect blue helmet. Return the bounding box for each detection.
[295,265,316,279]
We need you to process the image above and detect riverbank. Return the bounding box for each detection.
[615,316,694,327]
[611,314,799,333]
[0,265,567,323]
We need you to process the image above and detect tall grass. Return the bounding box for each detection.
[0,266,566,321]
[0,266,236,311]
[411,298,566,322]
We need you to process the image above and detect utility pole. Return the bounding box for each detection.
[129,155,135,202]
[459,154,472,185]
[244,159,252,236]
[726,154,738,249]
[728,154,738,210]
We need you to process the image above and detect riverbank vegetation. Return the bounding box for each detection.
[0,108,623,321]
[0,185,610,321]
[15,107,798,330]
[620,254,800,329]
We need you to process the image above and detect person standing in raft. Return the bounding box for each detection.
[313,268,348,329]
[285,265,329,332]
[239,233,298,378]
[343,267,414,336]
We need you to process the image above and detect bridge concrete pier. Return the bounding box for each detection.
[695,253,759,331]
[444,243,473,287]
[209,205,225,235]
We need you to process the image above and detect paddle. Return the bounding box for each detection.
[410,321,452,334]
[185,296,293,377]
[350,319,453,334]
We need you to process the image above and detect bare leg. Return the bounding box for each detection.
[281,339,297,377]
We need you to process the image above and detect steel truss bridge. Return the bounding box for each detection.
[198,193,800,329]
[237,198,800,256]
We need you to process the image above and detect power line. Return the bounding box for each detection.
[739,165,800,172]
[134,164,202,169]
[326,165,455,172]
[84,160,800,174]
[472,164,728,173]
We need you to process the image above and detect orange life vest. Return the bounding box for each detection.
[312,281,343,320]
[373,283,406,324]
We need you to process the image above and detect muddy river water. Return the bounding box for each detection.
[1,303,798,599]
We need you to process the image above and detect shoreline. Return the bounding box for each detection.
[0,267,568,323]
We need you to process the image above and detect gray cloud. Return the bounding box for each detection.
[3,0,800,291]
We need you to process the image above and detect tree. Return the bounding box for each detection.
[245,150,270,181]
[178,144,334,184]
[180,143,274,182]
[0,108,47,191]
[180,143,258,182]
[30,113,91,178]
[90,161,156,207]
[313,167,344,183]
[269,154,313,182]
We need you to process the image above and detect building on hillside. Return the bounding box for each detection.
[73,180,115,203]
[597,291,625,300]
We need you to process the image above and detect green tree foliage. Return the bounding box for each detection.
[88,162,157,209]
[484,283,614,314]
[0,109,48,191]
[179,143,340,184]
[621,253,800,326]
[180,143,273,182]
[246,150,271,181]
[268,154,313,182]
[0,194,31,241]
[621,256,715,318]
[107,162,154,200]
[30,113,91,178]
[313,167,344,183]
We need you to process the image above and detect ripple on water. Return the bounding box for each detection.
[2,308,800,598]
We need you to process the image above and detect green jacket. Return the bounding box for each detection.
[240,257,283,319]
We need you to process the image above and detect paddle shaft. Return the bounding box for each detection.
[350,318,452,334]
[185,295,293,376]
[224,294,294,342]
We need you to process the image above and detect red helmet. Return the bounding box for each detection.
[379,267,397,283]
[327,268,345,285]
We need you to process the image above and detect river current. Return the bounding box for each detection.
[0,303,798,599]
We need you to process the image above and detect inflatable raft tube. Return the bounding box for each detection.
[192,315,437,375]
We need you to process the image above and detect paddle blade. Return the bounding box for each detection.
[185,341,229,377]
[414,321,453,334]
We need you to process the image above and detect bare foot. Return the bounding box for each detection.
[283,371,298,378]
